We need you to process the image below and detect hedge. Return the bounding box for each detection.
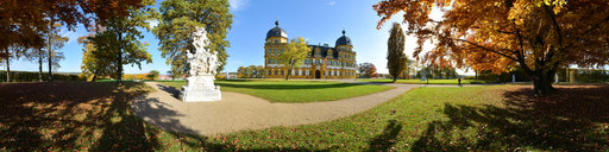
[0,70,85,82]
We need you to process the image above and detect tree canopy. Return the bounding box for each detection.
[374,0,609,94]
[154,0,233,75]
[0,0,144,53]
[90,0,156,84]
[359,62,378,78]
[279,37,310,80]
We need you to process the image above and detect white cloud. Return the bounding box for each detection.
[229,0,249,11]
[328,1,336,6]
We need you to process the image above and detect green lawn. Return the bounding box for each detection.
[358,78,490,84]
[199,85,609,151]
[157,80,394,103]
[3,82,607,151]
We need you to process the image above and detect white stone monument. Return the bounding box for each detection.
[181,27,222,102]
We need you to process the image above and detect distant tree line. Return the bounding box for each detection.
[237,65,264,78]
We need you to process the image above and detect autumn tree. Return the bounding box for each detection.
[25,48,46,82]
[374,0,609,95]
[43,23,69,81]
[359,62,378,78]
[91,0,156,85]
[2,44,25,82]
[154,0,233,76]
[279,37,311,80]
[255,65,265,78]
[387,22,408,82]
[0,0,145,71]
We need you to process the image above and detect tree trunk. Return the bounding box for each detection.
[38,48,43,82]
[392,76,397,83]
[531,70,556,95]
[91,69,99,82]
[47,19,53,82]
[474,70,478,79]
[5,49,10,82]
[117,30,123,85]
[285,68,291,80]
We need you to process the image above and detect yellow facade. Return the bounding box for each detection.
[263,21,357,79]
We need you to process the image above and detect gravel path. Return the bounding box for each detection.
[130,82,418,136]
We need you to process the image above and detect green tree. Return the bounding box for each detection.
[387,22,407,82]
[92,0,156,85]
[279,37,311,80]
[237,66,246,78]
[146,70,160,80]
[246,65,257,78]
[154,0,233,76]
[79,33,116,82]
[256,65,265,78]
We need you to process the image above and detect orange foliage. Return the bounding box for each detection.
[0,0,143,50]
[374,0,609,94]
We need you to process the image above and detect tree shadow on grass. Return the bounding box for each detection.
[367,120,403,152]
[411,85,609,151]
[0,82,333,151]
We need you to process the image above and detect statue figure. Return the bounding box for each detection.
[181,27,222,102]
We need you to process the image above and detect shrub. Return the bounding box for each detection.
[0,71,85,82]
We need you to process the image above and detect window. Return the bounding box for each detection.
[268,70,271,75]
[281,71,284,75]
[274,70,278,75]
[266,49,270,54]
[274,40,278,43]
[268,59,271,64]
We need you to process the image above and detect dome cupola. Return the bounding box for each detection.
[335,29,352,46]
[266,20,287,39]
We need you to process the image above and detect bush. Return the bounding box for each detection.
[0,71,85,82]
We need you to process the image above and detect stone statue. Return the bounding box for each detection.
[182,27,222,102]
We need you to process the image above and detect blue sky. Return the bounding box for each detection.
[6,0,434,75]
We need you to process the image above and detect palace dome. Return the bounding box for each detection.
[266,20,287,39]
[335,30,352,46]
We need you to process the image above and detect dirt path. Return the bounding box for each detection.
[130,82,418,136]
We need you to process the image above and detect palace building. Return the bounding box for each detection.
[264,21,357,79]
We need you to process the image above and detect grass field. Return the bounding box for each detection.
[2,82,607,151]
[157,80,394,103]
[358,78,490,84]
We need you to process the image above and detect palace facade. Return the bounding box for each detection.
[264,21,357,79]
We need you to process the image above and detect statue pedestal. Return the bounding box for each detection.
[182,75,221,102]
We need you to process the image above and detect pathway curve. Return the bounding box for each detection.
[130,82,418,136]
